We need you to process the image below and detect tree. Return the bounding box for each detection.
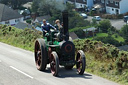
[120,25,128,42]
[31,0,40,13]
[74,29,85,38]
[0,0,29,9]
[0,0,8,5]
[31,1,89,28]
[91,19,97,26]
[31,0,66,16]
[49,9,62,25]
[93,36,120,46]
[65,3,75,17]
[98,19,112,33]
[69,14,91,29]
[37,0,53,16]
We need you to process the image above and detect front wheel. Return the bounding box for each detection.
[76,50,86,75]
[50,52,59,76]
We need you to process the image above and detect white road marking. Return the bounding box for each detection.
[10,66,33,79]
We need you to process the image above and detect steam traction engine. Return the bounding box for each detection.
[34,11,86,76]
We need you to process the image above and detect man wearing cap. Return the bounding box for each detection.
[41,19,56,36]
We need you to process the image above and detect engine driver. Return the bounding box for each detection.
[41,19,56,36]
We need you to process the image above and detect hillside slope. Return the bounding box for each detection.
[0,25,128,85]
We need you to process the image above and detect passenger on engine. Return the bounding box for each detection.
[41,19,56,36]
[54,19,62,31]
[54,19,64,41]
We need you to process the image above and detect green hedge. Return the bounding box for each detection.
[0,25,43,51]
[74,39,128,73]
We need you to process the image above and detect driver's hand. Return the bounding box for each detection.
[54,28,57,30]
[45,31,47,33]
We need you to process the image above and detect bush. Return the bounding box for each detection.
[91,19,97,26]
[93,36,120,46]
[69,26,92,32]
[74,39,128,74]
[120,25,128,43]
[69,14,91,29]
[117,14,123,19]
[98,19,112,33]
[101,14,123,19]
[26,19,31,24]
[0,25,43,51]
[74,29,85,38]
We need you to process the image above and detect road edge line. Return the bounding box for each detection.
[10,66,33,79]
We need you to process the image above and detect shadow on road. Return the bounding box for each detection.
[44,67,92,79]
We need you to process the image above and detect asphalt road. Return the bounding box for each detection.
[110,19,126,30]
[86,16,126,30]
[0,42,120,85]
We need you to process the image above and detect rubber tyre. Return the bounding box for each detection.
[76,50,86,75]
[34,38,47,71]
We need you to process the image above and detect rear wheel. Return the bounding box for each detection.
[76,50,86,75]
[34,39,47,71]
[50,52,59,76]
